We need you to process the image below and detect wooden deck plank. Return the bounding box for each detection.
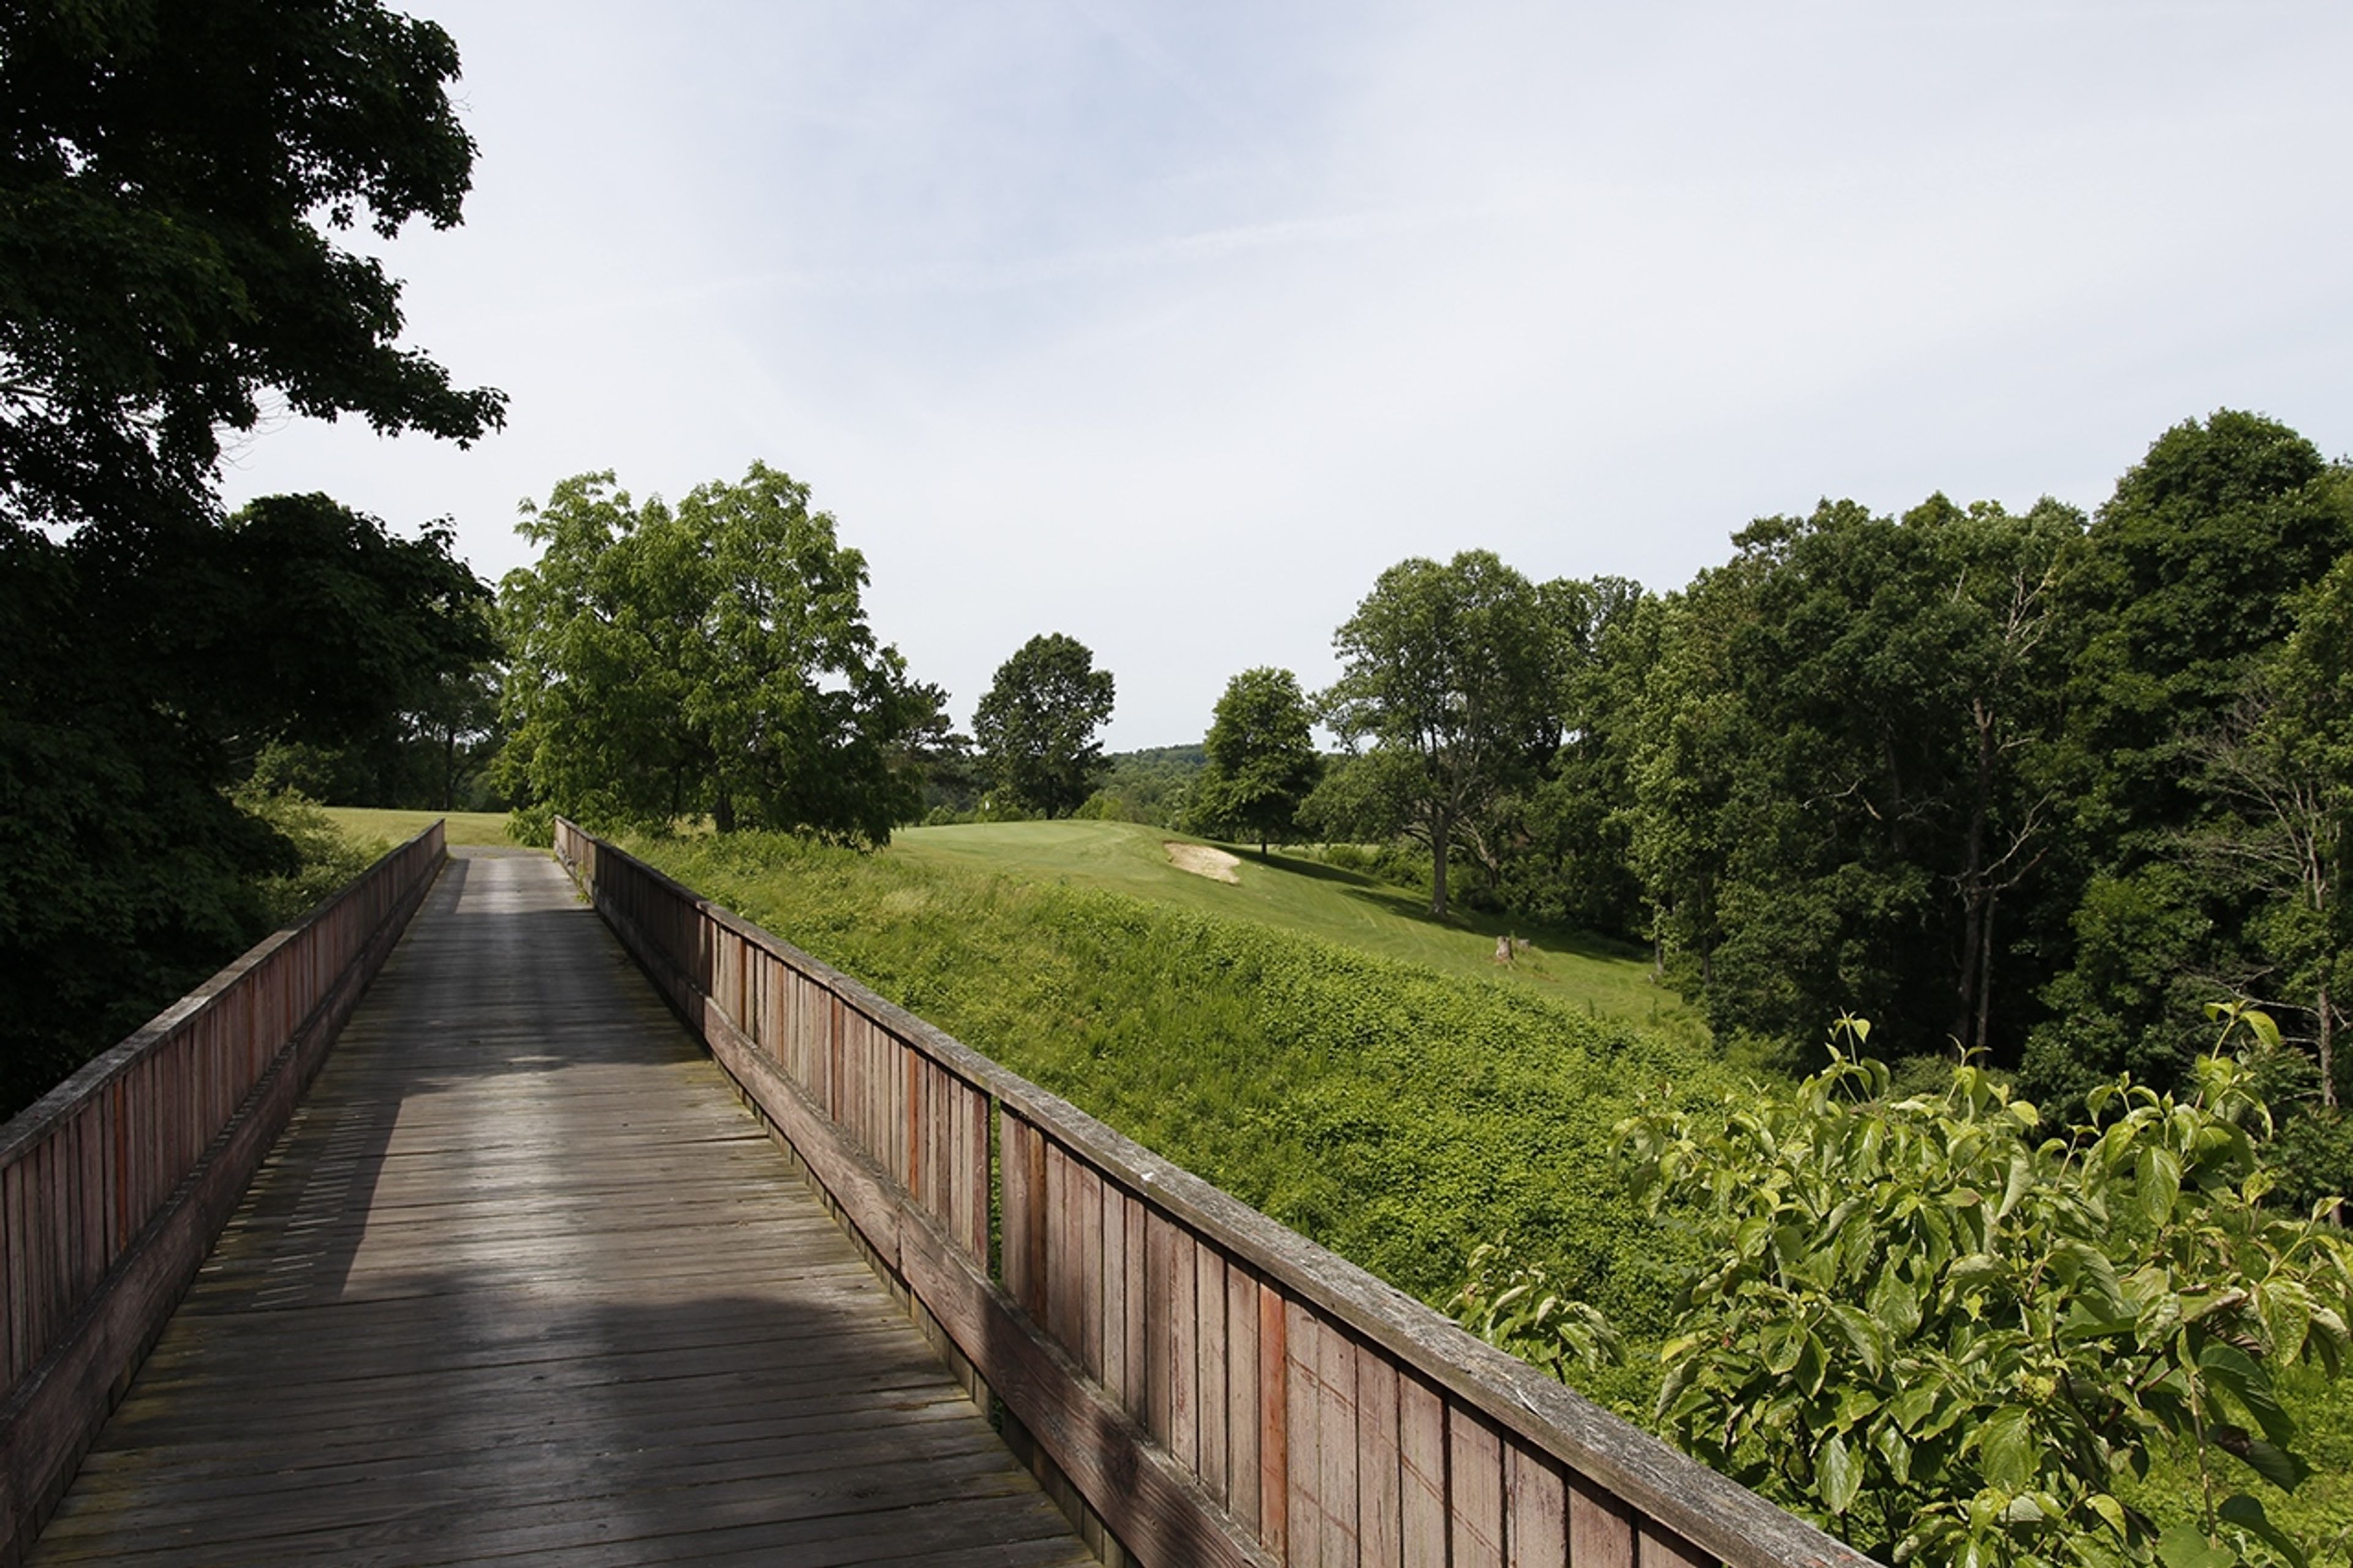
[28,852,1091,1567]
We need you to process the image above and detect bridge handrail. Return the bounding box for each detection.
[555,818,1877,1568]
[0,822,445,1561]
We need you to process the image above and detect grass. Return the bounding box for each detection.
[629,827,1741,1416]
[318,806,520,849]
[893,821,1700,1042]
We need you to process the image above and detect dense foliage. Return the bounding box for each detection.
[973,632,1116,818]
[1302,411,2353,1191]
[1317,551,1558,916]
[496,466,939,845]
[0,1,504,1115]
[1463,1021,2353,1568]
[0,0,503,536]
[1191,667,1321,852]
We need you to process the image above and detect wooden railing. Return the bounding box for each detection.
[556,819,1877,1568]
[0,824,445,1564]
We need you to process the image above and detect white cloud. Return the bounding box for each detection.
[222,0,2353,746]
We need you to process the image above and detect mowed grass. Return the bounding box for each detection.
[319,807,521,848]
[894,821,1699,1041]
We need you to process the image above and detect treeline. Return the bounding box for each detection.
[1267,410,2350,1197]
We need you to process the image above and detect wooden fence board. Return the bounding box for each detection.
[1571,1469,1636,1568]
[1509,1448,1568,1568]
[1452,1403,1507,1568]
[1358,1354,1403,1568]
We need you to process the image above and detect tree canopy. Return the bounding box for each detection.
[1313,409,2352,1209]
[0,0,504,537]
[0,0,504,1116]
[497,466,937,845]
[973,633,1117,819]
[1321,551,1558,916]
[1192,667,1320,853]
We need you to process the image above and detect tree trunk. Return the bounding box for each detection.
[1430,812,1450,918]
[1954,700,1996,1053]
[1975,895,1997,1059]
[2321,974,2337,1112]
[713,787,736,835]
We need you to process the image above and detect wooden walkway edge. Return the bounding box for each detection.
[28,850,1093,1567]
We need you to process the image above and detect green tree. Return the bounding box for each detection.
[2169,552,2353,1212]
[0,0,506,1114]
[1496,577,1654,941]
[1322,551,1557,917]
[0,0,504,536]
[1621,497,2080,1052]
[972,633,1116,818]
[2029,415,2353,1105]
[498,466,935,845]
[1,496,492,1113]
[1192,667,1322,854]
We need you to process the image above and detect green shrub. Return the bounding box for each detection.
[1464,1015,2353,1568]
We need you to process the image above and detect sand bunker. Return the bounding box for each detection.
[1165,842,1241,884]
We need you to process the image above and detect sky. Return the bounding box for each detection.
[219,1,2353,749]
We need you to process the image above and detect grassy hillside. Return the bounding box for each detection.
[629,828,1742,1415]
[893,821,1699,1042]
[319,807,520,848]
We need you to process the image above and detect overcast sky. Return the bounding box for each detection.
[219,1,2353,748]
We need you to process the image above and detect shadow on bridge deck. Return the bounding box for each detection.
[30,852,1093,1567]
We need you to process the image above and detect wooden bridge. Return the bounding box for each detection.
[0,823,1875,1568]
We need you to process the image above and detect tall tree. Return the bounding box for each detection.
[498,466,936,845]
[2179,550,2353,1112]
[1322,552,1557,918]
[972,633,1116,818]
[1192,667,1322,854]
[2026,412,2353,1103]
[0,1,505,1115]
[1624,496,2080,1053]
[0,0,504,537]
[1496,577,1654,941]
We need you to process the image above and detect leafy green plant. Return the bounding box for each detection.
[1448,1240,1624,1384]
[1612,1015,2353,1568]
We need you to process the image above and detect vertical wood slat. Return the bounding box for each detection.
[1569,1470,1637,1568]
[1452,1403,1507,1568]
[1079,1162,1105,1381]
[1145,1208,1176,1445]
[1047,1141,1075,1352]
[1359,1354,1403,1568]
[1509,1447,1567,1567]
[1170,1224,1198,1474]
[1001,1112,1039,1317]
[1226,1261,1260,1531]
[1101,1178,1129,1409]
[1199,1247,1229,1507]
[1286,1297,1318,1564]
[1124,1193,1146,1422]
[1318,1319,1360,1568]
[1261,1281,1290,1561]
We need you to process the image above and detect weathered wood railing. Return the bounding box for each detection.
[555,819,1876,1568]
[0,824,444,1564]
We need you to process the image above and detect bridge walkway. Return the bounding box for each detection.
[26,850,1093,1567]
